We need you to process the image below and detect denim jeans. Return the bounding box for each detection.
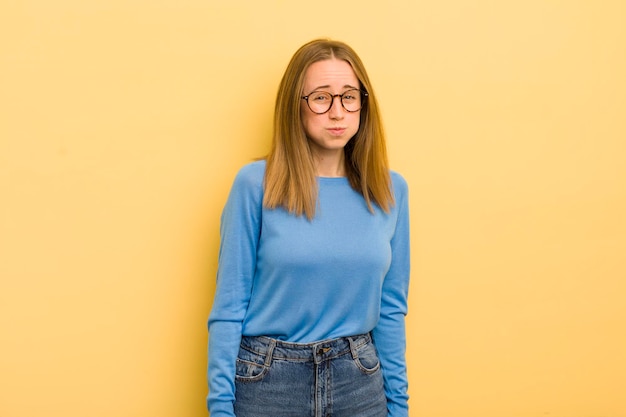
[234,333,388,417]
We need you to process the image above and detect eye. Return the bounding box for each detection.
[342,90,360,101]
[310,92,330,102]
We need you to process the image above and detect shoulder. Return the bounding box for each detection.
[232,160,266,190]
[225,160,266,206]
[389,170,409,198]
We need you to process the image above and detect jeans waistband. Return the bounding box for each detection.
[240,333,372,365]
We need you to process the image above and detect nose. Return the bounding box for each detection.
[328,96,344,119]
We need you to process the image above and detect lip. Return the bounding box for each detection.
[327,127,347,136]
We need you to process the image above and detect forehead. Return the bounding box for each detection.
[303,58,359,90]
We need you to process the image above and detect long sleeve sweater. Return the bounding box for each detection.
[207,160,410,417]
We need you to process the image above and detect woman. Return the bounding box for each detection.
[207,39,410,417]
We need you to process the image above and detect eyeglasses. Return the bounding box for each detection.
[301,88,368,114]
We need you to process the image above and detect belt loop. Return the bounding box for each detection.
[347,336,358,360]
[264,338,276,367]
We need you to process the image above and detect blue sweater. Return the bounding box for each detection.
[208,160,410,417]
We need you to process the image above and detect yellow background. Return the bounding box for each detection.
[1,1,625,416]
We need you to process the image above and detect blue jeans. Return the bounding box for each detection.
[234,333,388,417]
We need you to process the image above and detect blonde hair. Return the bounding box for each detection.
[264,39,393,220]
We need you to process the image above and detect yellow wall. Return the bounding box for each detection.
[1,1,625,416]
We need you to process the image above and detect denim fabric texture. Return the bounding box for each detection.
[233,333,388,417]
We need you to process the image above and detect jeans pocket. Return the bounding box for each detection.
[352,340,381,375]
[235,347,270,383]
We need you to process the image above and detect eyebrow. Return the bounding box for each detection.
[311,84,360,91]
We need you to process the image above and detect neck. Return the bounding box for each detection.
[313,149,346,177]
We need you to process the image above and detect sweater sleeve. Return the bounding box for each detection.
[372,173,411,417]
[207,163,264,417]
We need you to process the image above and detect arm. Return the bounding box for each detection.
[207,164,264,417]
[372,174,410,417]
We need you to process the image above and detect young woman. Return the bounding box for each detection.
[207,39,410,417]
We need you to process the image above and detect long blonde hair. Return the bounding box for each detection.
[264,39,393,220]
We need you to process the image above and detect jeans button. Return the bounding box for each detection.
[317,347,331,355]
